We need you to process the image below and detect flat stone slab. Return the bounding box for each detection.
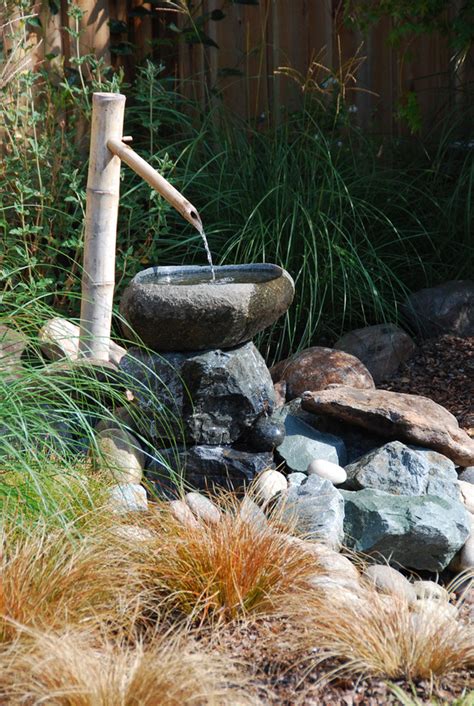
[302,387,474,467]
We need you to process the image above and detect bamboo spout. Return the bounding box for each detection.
[107,137,203,232]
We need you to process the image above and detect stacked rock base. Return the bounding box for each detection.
[119,341,285,492]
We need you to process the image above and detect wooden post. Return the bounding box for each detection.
[79,92,126,361]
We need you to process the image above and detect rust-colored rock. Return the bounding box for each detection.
[270,347,374,401]
[302,387,474,467]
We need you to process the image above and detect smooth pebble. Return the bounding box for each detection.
[458,480,474,514]
[363,564,417,604]
[169,499,200,528]
[412,580,449,602]
[239,496,267,529]
[254,469,288,504]
[108,483,148,514]
[95,428,144,484]
[411,598,458,622]
[111,525,155,542]
[307,459,347,485]
[185,492,221,524]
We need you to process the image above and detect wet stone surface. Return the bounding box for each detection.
[120,264,295,351]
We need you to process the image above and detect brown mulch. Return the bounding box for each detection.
[379,335,474,435]
[212,616,474,705]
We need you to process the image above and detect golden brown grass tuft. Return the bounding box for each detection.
[288,579,474,682]
[0,520,145,643]
[133,494,323,622]
[0,628,259,706]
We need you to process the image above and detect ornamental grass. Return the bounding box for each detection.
[0,628,259,706]
[0,520,144,644]
[286,577,474,682]
[133,494,323,623]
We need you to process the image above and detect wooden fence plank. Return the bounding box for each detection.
[30,0,474,135]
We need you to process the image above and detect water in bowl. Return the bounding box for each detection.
[140,269,277,287]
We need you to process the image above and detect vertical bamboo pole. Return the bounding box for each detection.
[79,92,126,361]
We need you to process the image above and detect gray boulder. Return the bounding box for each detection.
[344,441,429,495]
[341,488,470,571]
[287,472,307,487]
[279,474,345,549]
[287,399,384,464]
[414,448,460,501]
[120,342,275,445]
[335,323,416,383]
[345,442,461,500]
[402,280,474,338]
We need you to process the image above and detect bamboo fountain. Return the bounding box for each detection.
[79,91,293,363]
[77,91,295,491]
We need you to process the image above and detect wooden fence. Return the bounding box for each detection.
[32,0,474,134]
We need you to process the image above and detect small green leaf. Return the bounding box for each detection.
[26,16,42,28]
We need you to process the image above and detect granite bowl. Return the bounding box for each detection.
[119,264,295,351]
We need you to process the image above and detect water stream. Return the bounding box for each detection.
[198,227,215,281]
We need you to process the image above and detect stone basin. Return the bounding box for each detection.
[119,264,295,351]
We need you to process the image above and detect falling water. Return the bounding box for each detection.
[198,227,216,281]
